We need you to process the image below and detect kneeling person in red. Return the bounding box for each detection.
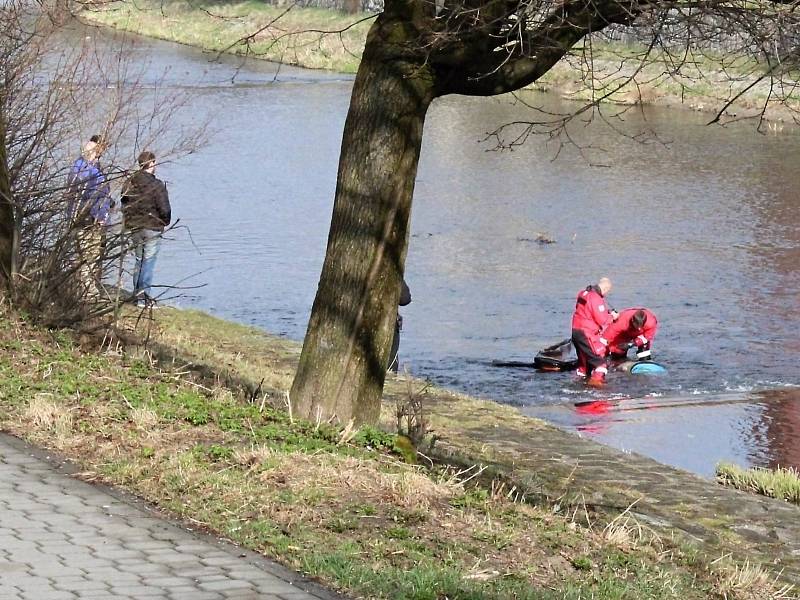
[571,277,616,385]
[604,308,658,361]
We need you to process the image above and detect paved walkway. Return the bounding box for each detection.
[0,433,345,600]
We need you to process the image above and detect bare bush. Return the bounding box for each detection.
[0,0,204,329]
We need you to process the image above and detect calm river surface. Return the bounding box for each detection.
[92,28,800,478]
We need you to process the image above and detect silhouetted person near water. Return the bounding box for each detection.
[388,278,411,373]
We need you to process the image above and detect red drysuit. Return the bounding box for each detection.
[603,308,658,357]
[570,285,614,378]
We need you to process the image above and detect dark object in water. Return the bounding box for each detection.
[491,360,538,368]
[533,338,578,371]
[493,339,666,374]
[491,338,578,371]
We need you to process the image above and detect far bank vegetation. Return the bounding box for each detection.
[83,0,800,124]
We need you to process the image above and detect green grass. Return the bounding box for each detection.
[717,461,800,504]
[0,306,783,599]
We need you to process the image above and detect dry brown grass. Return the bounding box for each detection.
[131,406,160,430]
[259,452,462,511]
[714,559,796,600]
[147,308,298,396]
[24,396,73,439]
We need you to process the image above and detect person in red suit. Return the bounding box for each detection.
[571,277,617,385]
[603,308,658,361]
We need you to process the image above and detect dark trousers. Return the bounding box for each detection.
[387,315,402,373]
[571,329,607,376]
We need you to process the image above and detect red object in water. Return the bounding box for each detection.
[575,399,614,415]
[586,365,608,387]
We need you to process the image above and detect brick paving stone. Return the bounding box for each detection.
[193,574,231,585]
[199,579,257,592]
[169,591,225,600]
[29,564,88,578]
[0,562,32,574]
[0,433,346,600]
[52,579,110,593]
[26,591,76,600]
[256,581,309,595]
[7,581,57,594]
[140,575,197,588]
[93,572,147,586]
[110,584,176,596]
[69,591,119,599]
[165,584,211,595]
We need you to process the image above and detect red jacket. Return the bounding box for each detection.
[571,286,613,336]
[603,308,658,351]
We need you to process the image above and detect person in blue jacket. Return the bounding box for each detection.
[66,135,112,225]
[66,136,112,297]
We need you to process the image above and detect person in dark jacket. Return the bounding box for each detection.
[121,151,171,307]
[387,278,411,373]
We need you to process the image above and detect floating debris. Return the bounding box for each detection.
[518,232,556,245]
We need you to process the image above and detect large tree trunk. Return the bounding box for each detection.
[290,14,435,425]
[0,110,14,293]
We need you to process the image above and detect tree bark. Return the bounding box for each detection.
[289,0,649,425]
[290,14,435,425]
[0,108,14,293]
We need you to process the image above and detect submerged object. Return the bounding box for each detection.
[491,338,577,370]
[533,353,579,371]
[533,338,578,371]
[493,339,666,374]
[614,359,667,375]
[629,361,667,375]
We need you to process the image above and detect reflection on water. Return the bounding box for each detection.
[89,27,800,478]
[530,387,800,477]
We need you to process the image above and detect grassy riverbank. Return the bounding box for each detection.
[0,305,785,599]
[717,462,800,505]
[84,0,371,73]
[82,0,799,123]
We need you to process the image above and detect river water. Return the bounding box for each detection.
[91,28,800,478]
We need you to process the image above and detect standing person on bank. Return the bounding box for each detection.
[571,277,618,386]
[121,151,171,307]
[66,136,112,296]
